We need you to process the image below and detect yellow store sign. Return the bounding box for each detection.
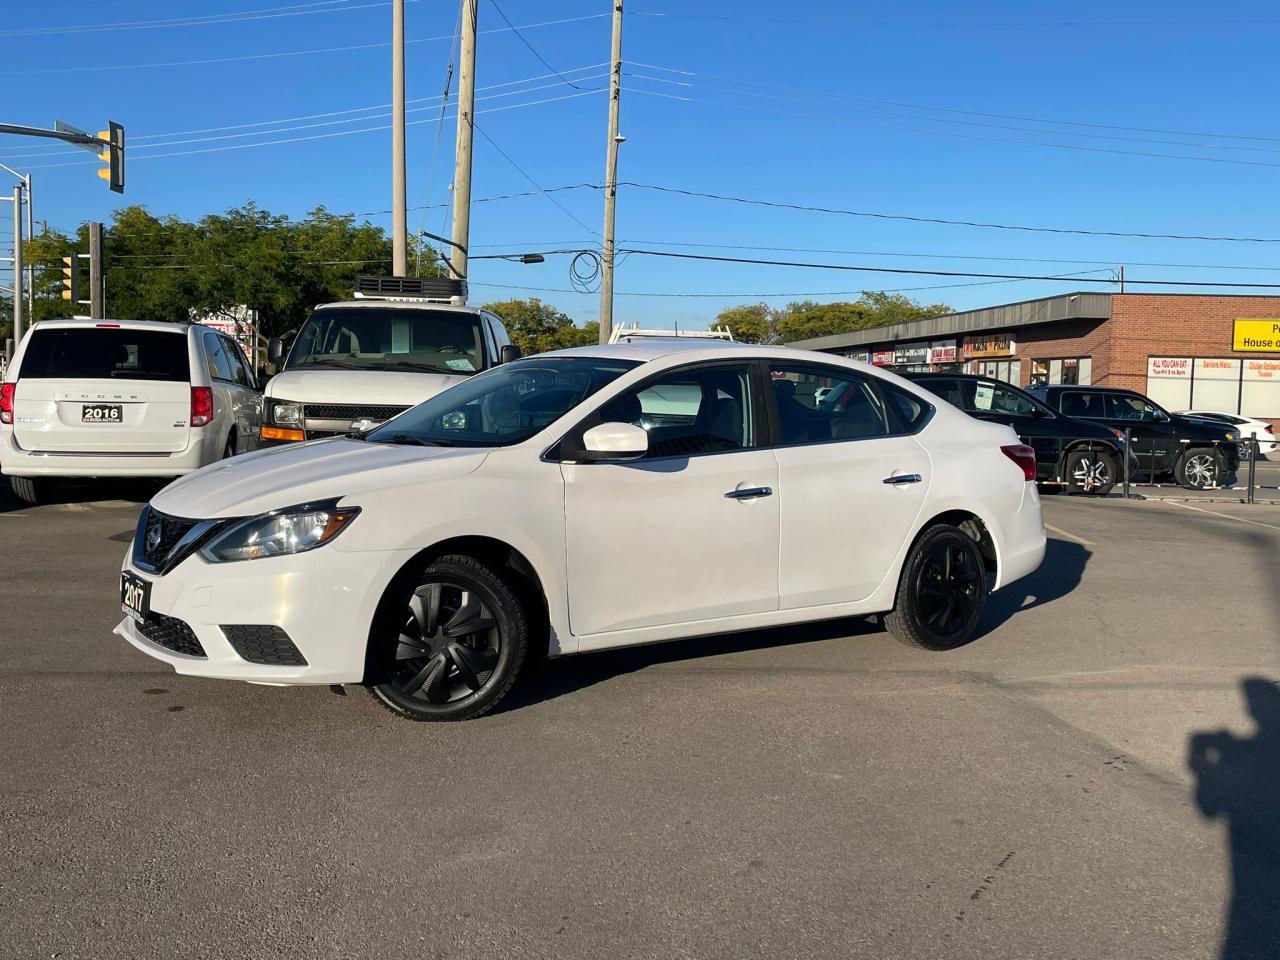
[1233,318,1280,352]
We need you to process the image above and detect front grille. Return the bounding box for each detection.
[304,403,410,422]
[138,612,206,658]
[141,508,198,568]
[223,625,308,666]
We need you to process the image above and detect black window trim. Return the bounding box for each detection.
[548,358,771,464]
[202,331,236,384]
[761,359,935,449]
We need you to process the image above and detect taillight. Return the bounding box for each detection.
[1001,443,1037,482]
[0,382,13,425]
[1265,424,1275,435]
[191,386,214,427]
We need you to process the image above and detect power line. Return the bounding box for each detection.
[626,11,1280,28]
[616,182,1280,244]
[487,0,595,91]
[624,70,1280,155]
[616,247,1280,288]
[0,12,609,76]
[0,0,414,39]
[472,122,598,235]
[628,87,1280,170]
[627,60,1280,146]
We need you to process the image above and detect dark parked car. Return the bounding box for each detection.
[906,373,1132,496]
[1025,384,1240,490]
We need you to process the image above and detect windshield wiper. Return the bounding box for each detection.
[378,433,455,447]
[369,361,458,374]
[296,359,362,370]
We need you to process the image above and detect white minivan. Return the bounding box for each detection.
[0,318,262,503]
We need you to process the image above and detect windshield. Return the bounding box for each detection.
[20,328,190,382]
[286,306,485,375]
[365,356,640,448]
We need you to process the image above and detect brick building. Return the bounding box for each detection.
[788,292,1280,425]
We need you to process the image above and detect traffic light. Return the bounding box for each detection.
[95,122,124,194]
[61,256,80,303]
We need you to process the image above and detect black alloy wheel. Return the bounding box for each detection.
[886,525,988,651]
[369,555,528,721]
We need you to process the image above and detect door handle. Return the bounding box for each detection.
[724,486,773,500]
[882,473,923,485]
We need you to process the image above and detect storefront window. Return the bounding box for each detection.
[1032,357,1091,386]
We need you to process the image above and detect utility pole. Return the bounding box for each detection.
[88,222,104,320]
[598,0,624,344]
[11,186,23,342]
[391,0,408,277]
[23,175,33,319]
[449,0,478,281]
[1118,265,1125,293]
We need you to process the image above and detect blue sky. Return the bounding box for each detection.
[3,0,1280,328]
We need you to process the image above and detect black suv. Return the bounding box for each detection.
[907,373,1134,496]
[1025,384,1240,489]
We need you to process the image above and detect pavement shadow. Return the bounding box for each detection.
[499,615,881,715]
[0,477,160,514]
[1188,677,1280,960]
[976,537,1090,637]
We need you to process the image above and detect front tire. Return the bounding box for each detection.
[9,476,51,505]
[1177,448,1225,490]
[1064,449,1117,496]
[367,554,528,722]
[885,525,988,651]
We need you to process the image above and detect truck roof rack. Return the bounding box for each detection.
[353,275,468,303]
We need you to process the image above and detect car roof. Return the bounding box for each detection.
[908,372,1025,385]
[30,317,193,334]
[531,339,872,367]
[313,299,485,315]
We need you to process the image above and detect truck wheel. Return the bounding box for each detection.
[1064,449,1117,496]
[1177,449,1224,490]
[9,476,51,505]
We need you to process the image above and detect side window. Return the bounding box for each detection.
[221,336,251,386]
[479,318,498,366]
[772,364,889,444]
[1109,394,1157,422]
[202,332,235,382]
[487,314,511,348]
[596,364,756,458]
[921,378,965,409]
[1060,391,1102,419]
[880,381,934,433]
[974,380,1038,416]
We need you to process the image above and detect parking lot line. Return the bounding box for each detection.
[1153,498,1280,532]
[1042,522,1094,546]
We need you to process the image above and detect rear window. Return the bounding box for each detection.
[19,328,190,382]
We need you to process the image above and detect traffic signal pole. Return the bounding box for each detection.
[88,223,104,320]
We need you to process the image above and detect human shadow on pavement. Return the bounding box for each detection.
[1188,677,1280,960]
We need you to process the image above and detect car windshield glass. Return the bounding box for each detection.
[19,328,190,382]
[364,356,640,448]
[286,306,485,375]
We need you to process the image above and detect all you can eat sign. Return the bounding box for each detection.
[1233,318,1280,352]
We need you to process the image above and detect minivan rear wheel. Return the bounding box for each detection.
[885,525,988,651]
[9,476,51,505]
[367,554,528,721]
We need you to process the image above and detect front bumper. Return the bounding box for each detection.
[115,544,416,685]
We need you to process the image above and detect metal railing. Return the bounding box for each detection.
[1121,427,1271,503]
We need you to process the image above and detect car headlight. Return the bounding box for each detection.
[200,500,360,563]
[271,401,302,425]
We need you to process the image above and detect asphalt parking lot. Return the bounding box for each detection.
[3,483,1279,959]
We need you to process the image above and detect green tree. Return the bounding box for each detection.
[481,298,596,355]
[713,303,772,343]
[711,292,953,345]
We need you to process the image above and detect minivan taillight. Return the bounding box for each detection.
[0,382,13,425]
[191,386,214,427]
[1001,443,1037,482]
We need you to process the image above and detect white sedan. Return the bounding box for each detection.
[115,340,1046,722]
[1175,410,1277,457]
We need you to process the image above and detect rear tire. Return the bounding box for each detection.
[367,554,528,722]
[9,476,51,505]
[885,524,988,651]
[1176,448,1225,490]
[1064,449,1117,496]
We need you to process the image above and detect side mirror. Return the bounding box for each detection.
[499,344,522,365]
[1155,409,1171,423]
[580,421,648,461]
[268,338,285,364]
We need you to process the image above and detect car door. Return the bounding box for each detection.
[222,336,263,451]
[561,361,779,637]
[1106,392,1176,473]
[769,362,932,608]
[967,379,1057,480]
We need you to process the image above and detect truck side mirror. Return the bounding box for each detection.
[268,338,285,364]
[499,344,522,364]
